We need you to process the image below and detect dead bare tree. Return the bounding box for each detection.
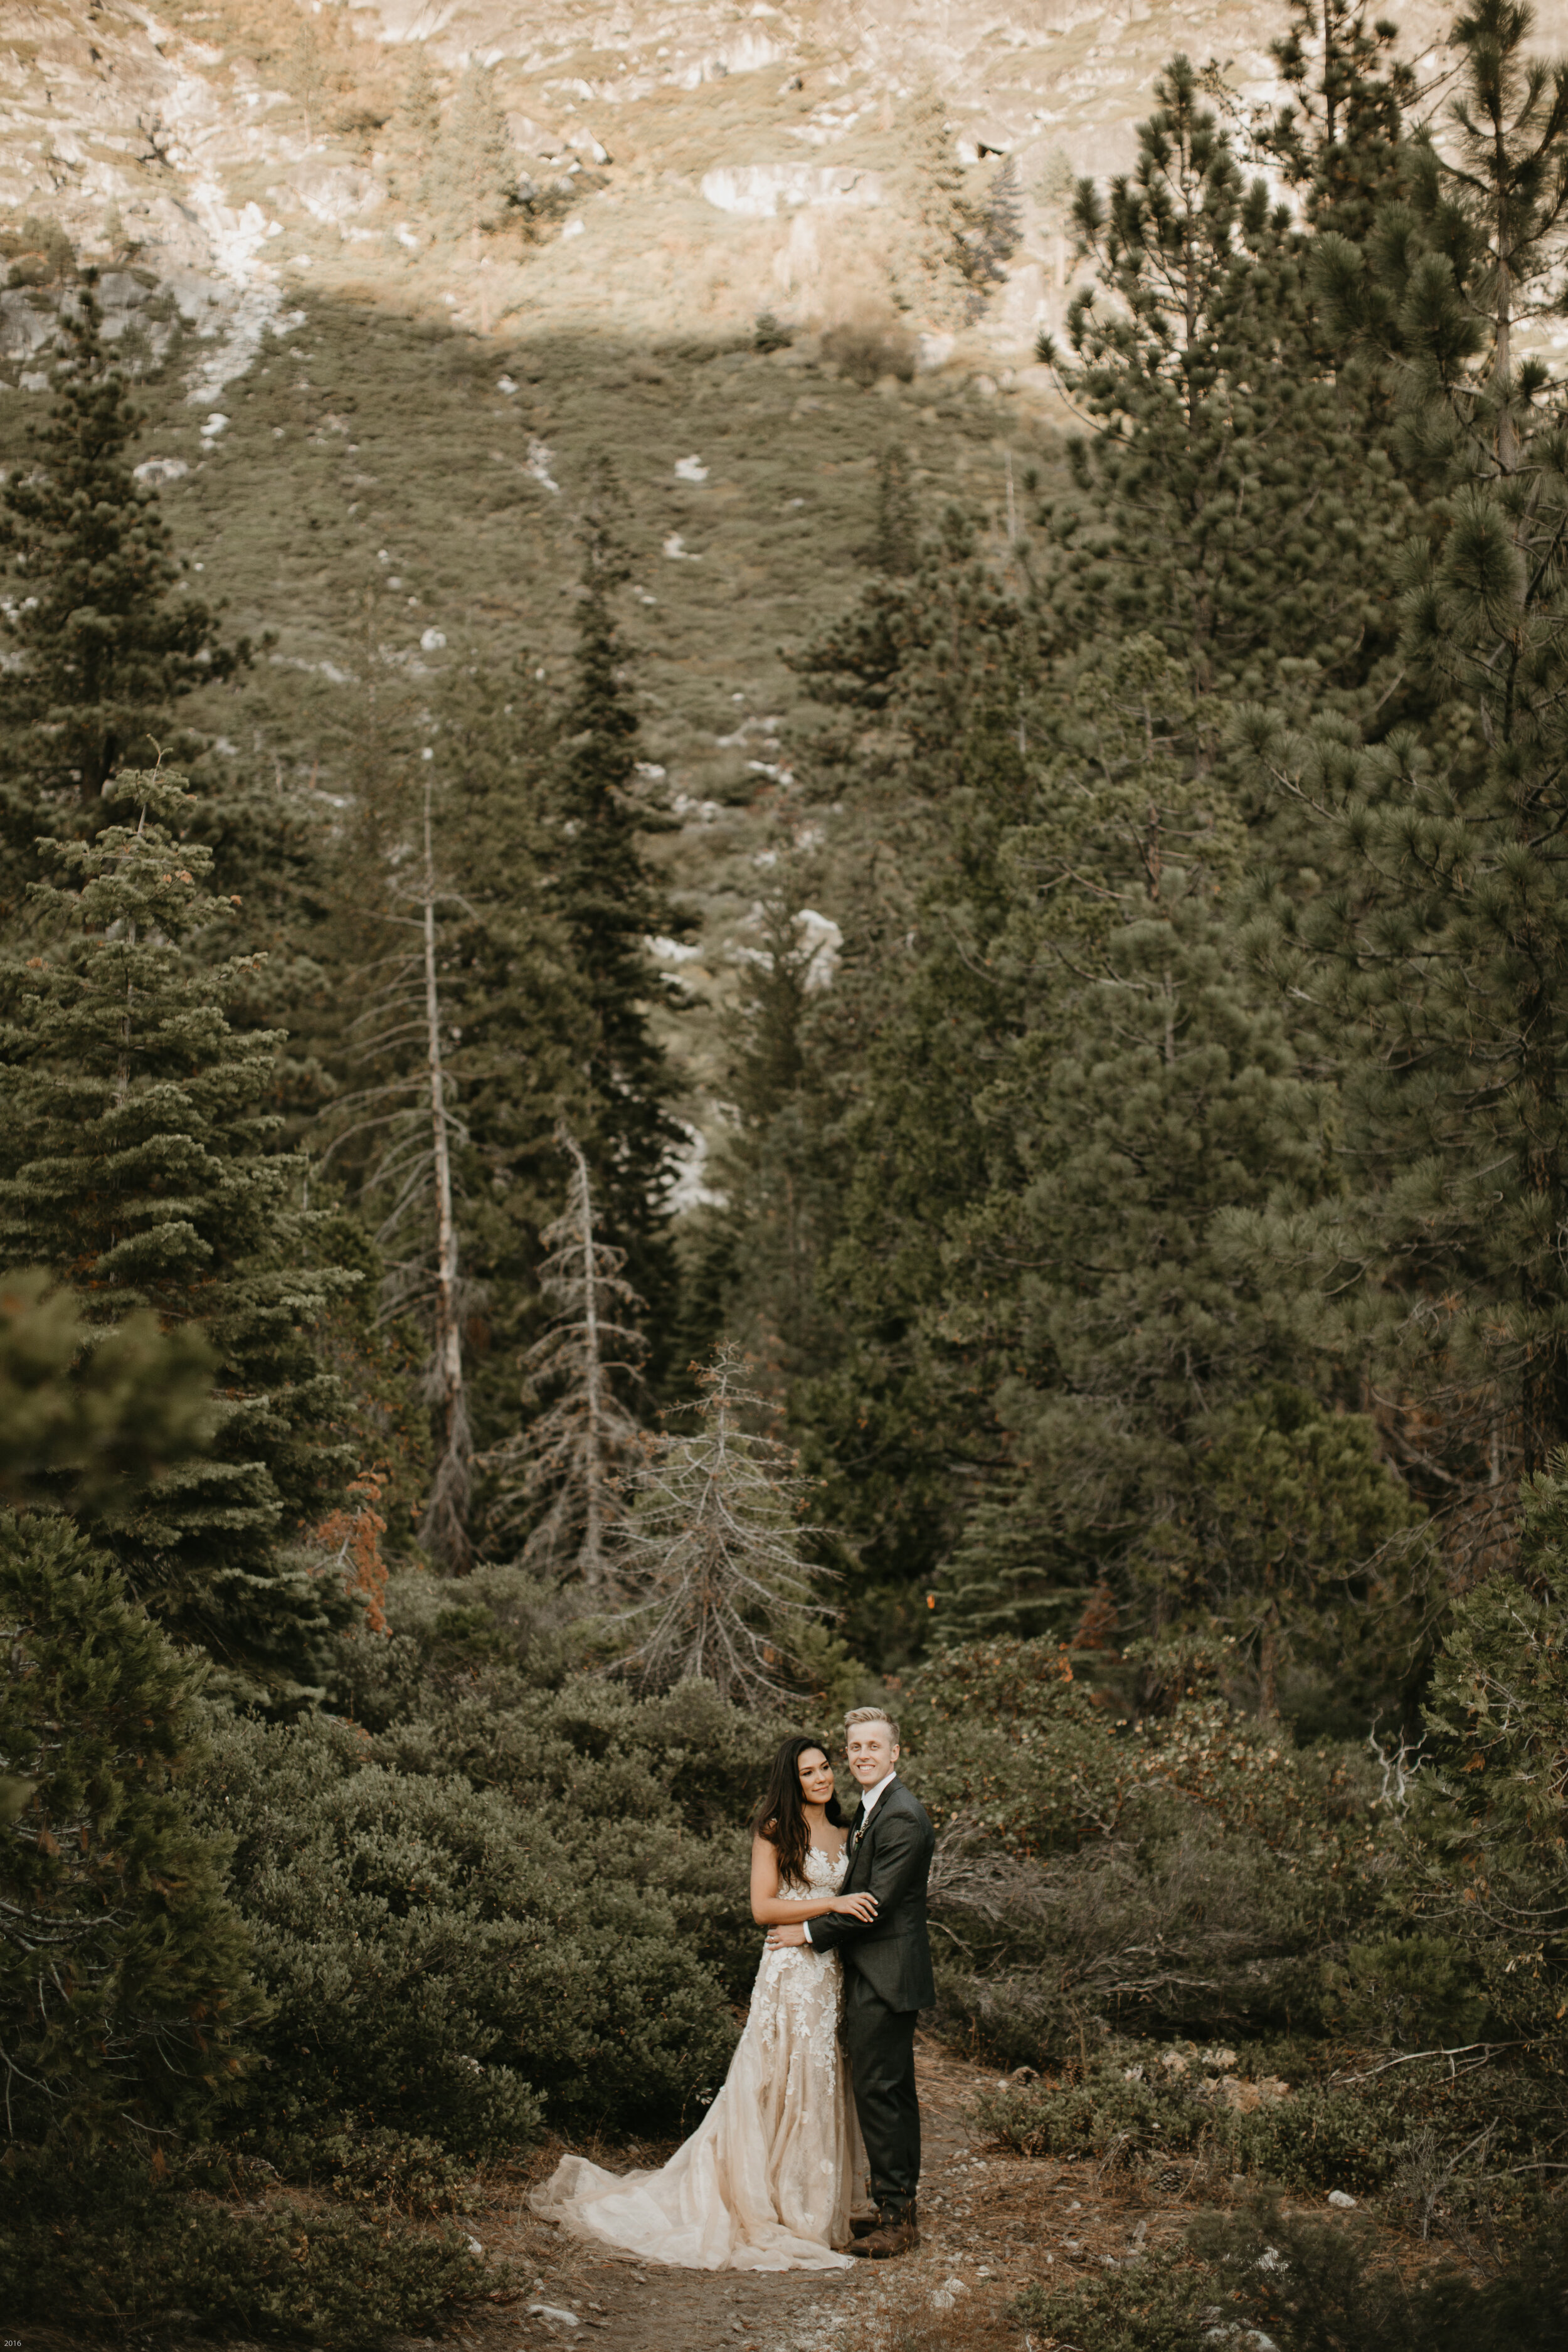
[319,780,473,1570]
[482,1124,646,1586]
[609,1343,834,1705]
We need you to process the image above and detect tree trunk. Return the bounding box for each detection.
[418,780,471,1569]
[1258,1568,1279,1724]
[562,1126,609,1588]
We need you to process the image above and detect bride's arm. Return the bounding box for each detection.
[750,1835,877,1926]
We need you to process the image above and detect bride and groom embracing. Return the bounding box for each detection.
[532,1707,935,2271]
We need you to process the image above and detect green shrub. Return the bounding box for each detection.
[926,1803,1362,2063]
[822,319,918,385]
[0,1511,257,2143]
[1017,2203,1568,2352]
[1410,1463,1568,2050]
[1230,2084,1402,2195]
[1228,2063,1563,2201]
[907,1639,1401,2068]
[1323,1933,1489,2048]
[1012,2259,1212,2352]
[0,2145,488,2347]
[260,2125,477,2215]
[1188,2199,1568,2351]
[977,2045,1221,2163]
[192,1705,743,2146]
[186,1583,792,2149]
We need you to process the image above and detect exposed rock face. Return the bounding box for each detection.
[0,1,1564,366]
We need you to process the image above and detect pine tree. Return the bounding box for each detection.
[551,458,682,1336]
[1042,54,1413,721]
[1186,1382,1428,1725]
[482,1126,645,1584]
[398,45,444,203]
[289,13,332,146]
[1261,0,1416,236]
[782,515,1045,1626]
[928,638,1347,1659]
[889,86,973,329]
[0,1268,212,1518]
[1238,1,1568,1533]
[426,60,514,262]
[318,659,592,1556]
[1,1509,257,2141]
[411,780,470,1571]
[610,1345,832,1705]
[423,659,599,1439]
[869,443,919,575]
[1036,144,1079,292]
[956,155,1023,318]
[1409,1444,1568,2045]
[694,889,845,1402]
[0,769,354,1702]
[0,287,246,828]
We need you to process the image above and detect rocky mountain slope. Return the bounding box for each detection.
[3,0,1564,1153]
[0,0,1484,368]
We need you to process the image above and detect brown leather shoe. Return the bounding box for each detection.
[848,2215,919,2260]
[849,2211,882,2239]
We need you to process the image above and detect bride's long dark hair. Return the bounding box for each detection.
[752,1735,845,1889]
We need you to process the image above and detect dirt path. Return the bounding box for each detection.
[463,2037,1192,2352]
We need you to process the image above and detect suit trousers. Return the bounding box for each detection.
[843,1966,920,2215]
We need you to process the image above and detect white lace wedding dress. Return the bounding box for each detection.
[531,1844,866,2270]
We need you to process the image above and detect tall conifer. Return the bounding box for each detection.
[1240,1,1568,1532]
[0,288,245,827]
[0,770,352,1700]
[1043,55,1412,723]
[551,460,682,1337]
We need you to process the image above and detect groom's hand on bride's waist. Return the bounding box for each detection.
[765,1922,807,1948]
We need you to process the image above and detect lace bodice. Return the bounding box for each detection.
[780,1843,849,1900]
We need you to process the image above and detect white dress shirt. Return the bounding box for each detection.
[803,1771,898,1944]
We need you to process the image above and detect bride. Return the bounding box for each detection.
[531,1734,874,2269]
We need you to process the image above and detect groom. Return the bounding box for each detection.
[766,1705,935,2259]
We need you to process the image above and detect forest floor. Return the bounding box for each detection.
[455,2035,1207,2352]
[11,2035,1437,2352]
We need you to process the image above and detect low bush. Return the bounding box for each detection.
[1229,2061,1564,2205]
[1012,2259,1213,2352]
[260,2124,479,2215]
[1229,2083,1403,2196]
[0,1511,258,2142]
[1015,2200,1568,2351]
[977,2043,1224,2164]
[191,1701,739,2148]
[183,1569,787,2153]
[822,318,918,385]
[904,1640,1481,2070]
[0,2145,489,2348]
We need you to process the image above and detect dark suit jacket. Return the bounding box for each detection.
[805,1777,935,2014]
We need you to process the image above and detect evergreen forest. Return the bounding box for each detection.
[3,6,1568,2346]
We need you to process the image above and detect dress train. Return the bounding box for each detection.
[531,1845,866,2270]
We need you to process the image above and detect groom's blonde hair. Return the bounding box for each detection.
[844,1705,899,1745]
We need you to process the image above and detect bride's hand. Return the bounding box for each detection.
[832,1892,879,1922]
